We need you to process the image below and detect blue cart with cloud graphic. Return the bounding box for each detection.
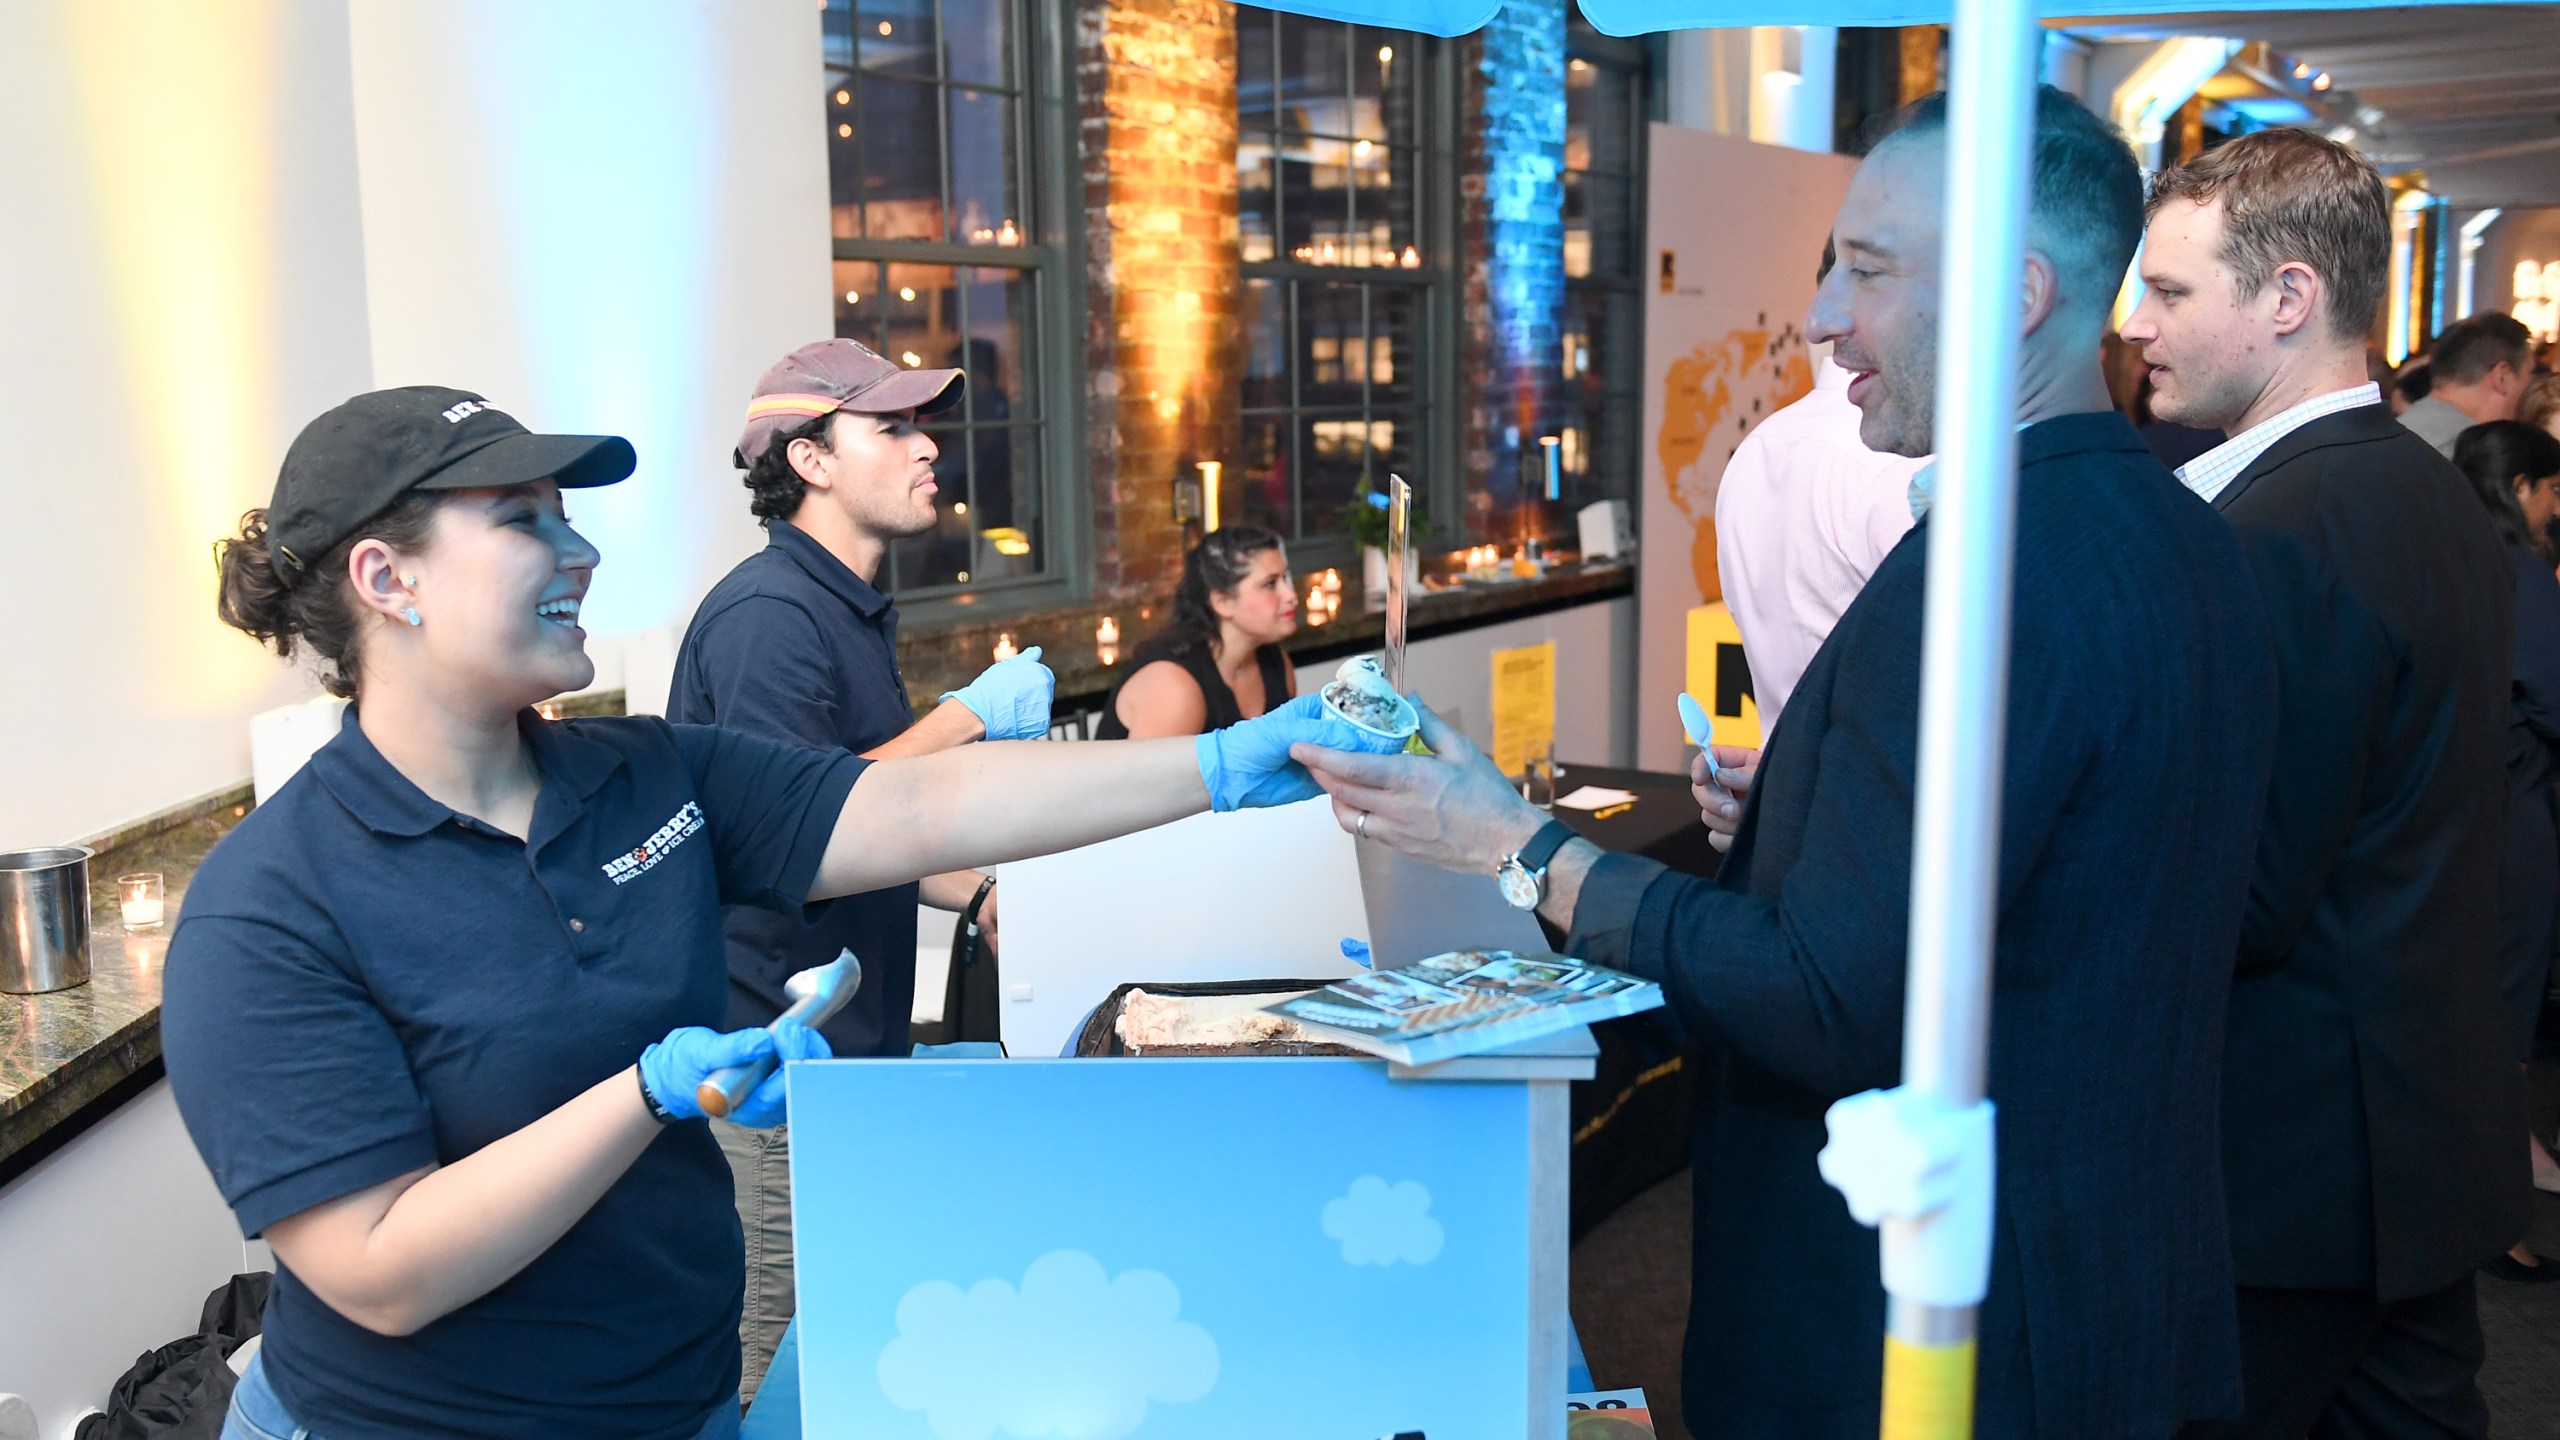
[782,1045,1588,1440]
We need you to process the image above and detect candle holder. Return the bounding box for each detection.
[118,872,166,933]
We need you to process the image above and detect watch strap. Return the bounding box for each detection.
[1515,818,1578,876]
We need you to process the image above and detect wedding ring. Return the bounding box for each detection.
[1357,811,1371,840]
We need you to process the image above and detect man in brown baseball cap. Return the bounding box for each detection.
[665,337,1051,1401]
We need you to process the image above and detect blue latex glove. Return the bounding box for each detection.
[1196,693,1410,812]
[942,646,1055,741]
[638,1019,832,1128]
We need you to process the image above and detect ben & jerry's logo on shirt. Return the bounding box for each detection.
[603,802,705,886]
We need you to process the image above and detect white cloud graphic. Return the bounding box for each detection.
[1322,1176,1445,1267]
[876,1249,1219,1440]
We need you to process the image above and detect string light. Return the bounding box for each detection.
[901,350,922,366]
[843,289,859,304]
[899,286,917,301]
[877,20,892,35]
[835,89,851,105]
[837,123,852,138]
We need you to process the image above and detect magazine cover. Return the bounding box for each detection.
[1261,949,1662,1066]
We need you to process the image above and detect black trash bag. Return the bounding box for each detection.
[197,1272,270,1355]
[74,1273,273,1440]
[74,1337,234,1440]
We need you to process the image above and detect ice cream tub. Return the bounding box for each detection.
[1318,656,1421,742]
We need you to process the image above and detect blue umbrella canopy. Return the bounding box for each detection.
[1287,0,2532,36]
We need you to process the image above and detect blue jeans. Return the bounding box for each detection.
[222,1349,742,1440]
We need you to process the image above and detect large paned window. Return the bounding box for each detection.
[1559,15,1647,512]
[1235,8,1447,552]
[824,0,1063,599]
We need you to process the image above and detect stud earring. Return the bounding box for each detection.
[402,606,422,627]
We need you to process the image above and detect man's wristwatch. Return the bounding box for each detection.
[1496,819,1579,911]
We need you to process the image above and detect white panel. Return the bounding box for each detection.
[0,1084,254,1440]
[1293,595,1637,768]
[996,800,1372,1058]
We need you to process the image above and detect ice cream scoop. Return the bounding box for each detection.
[1321,656,1419,739]
[696,949,861,1119]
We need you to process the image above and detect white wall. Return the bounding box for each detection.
[0,0,834,851]
[344,0,832,642]
[0,0,375,851]
[0,1083,264,1440]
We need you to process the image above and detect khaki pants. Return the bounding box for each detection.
[712,1119,795,1406]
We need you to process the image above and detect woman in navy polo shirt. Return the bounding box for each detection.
[164,386,1393,1440]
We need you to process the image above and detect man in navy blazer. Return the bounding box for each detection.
[1298,88,2276,1438]
[2125,128,2521,1437]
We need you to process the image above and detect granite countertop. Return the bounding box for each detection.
[901,559,1636,714]
[1,797,244,1175]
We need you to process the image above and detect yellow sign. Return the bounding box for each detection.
[1489,640,1557,777]
[1685,603,1763,750]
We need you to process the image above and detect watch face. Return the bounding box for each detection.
[1497,860,1540,910]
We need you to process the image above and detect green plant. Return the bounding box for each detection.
[1341,479,1420,551]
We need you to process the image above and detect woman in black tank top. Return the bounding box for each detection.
[1097,525,1300,738]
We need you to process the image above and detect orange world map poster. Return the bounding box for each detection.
[1637,125,1856,770]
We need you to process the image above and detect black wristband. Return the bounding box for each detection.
[1516,817,1578,874]
[963,874,998,929]
[637,1063,677,1125]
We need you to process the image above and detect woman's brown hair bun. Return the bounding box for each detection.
[212,494,446,699]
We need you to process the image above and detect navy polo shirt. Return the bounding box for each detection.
[667,520,920,1057]
[162,709,863,1440]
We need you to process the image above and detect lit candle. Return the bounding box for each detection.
[1198,461,1223,533]
[1541,434,1561,501]
[118,871,165,932]
[992,633,1019,663]
[1096,616,1120,647]
[1306,580,1328,624]
[1319,568,1342,597]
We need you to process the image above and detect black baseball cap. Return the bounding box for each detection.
[266,386,637,588]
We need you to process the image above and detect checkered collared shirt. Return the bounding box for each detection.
[2173,383,2382,506]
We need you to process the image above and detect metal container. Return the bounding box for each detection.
[0,847,94,994]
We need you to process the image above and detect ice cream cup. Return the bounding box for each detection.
[1320,684,1422,743]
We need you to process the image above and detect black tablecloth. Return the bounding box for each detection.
[1551,761,1711,1239]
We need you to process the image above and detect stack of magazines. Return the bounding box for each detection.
[1260,949,1663,1066]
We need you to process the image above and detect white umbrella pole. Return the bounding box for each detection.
[1819,0,2037,1433]
[1894,0,2037,1423]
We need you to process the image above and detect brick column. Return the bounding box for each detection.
[1459,0,1567,540]
[1076,0,1242,603]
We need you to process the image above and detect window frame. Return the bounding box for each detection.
[1234,7,1463,568]
[823,0,1089,620]
[1559,14,1651,515]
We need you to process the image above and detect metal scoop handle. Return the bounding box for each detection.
[696,950,861,1120]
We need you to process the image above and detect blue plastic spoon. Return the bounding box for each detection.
[1676,692,1723,783]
